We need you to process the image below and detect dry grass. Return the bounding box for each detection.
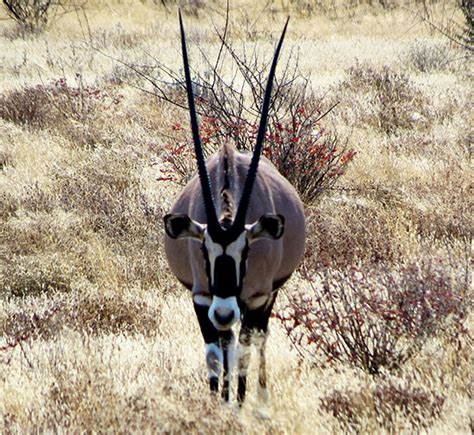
[0,0,473,433]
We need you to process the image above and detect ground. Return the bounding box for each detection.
[0,0,472,433]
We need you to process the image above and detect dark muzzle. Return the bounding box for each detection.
[212,255,238,296]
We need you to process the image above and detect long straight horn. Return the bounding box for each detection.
[179,11,220,232]
[233,17,290,230]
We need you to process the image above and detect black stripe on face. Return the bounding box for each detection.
[213,255,237,297]
[201,244,211,285]
[239,244,250,289]
[201,231,249,299]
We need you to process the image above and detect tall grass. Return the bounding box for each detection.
[0,0,472,432]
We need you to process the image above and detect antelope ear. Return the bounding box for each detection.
[247,214,285,242]
[164,213,205,240]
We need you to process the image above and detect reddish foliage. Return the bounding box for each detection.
[275,260,468,374]
[161,105,355,201]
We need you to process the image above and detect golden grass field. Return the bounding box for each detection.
[0,0,472,432]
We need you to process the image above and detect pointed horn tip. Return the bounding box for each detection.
[232,16,290,230]
[179,10,184,29]
[178,9,185,31]
[280,16,290,40]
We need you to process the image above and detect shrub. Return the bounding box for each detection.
[340,63,430,134]
[2,0,56,33]
[130,18,355,202]
[278,0,425,17]
[320,381,445,431]
[420,0,473,54]
[303,200,404,270]
[1,254,75,298]
[0,84,51,127]
[157,0,208,17]
[276,260,467,374]
[401,40,452,73]
[162,107,355,202]
[458,0,473,50]
[0,291,161,347]
[1,0,82,35]
[0,77,123,146]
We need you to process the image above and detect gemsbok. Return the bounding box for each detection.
[164,13,305,403]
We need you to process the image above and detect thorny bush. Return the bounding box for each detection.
[2,0,58,34]
[276,260,467,374]
[2,0,84,35]
[160,106,355,202]
[134,19,355,202]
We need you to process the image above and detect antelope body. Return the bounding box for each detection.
[164,14,305,403]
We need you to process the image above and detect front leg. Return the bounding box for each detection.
[237,325,252,403]
[237,293,277,404]
[194,302,220,393]
[219,329,235,402]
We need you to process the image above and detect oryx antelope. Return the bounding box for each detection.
[164,14,305,403]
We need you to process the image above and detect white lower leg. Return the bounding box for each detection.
[238,343,251,378]
[206,342,223,379]
[224,335,236,383]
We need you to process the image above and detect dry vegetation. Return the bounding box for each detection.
[0,0,472,433]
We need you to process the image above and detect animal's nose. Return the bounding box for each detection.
[208,296,240,330]
[214,310,234,326]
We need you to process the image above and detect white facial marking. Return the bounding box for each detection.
[205,342,223,378]
[208,296,241,330]
[193,293,212,307]
[203,231,223,286]
[225,232,248,286]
